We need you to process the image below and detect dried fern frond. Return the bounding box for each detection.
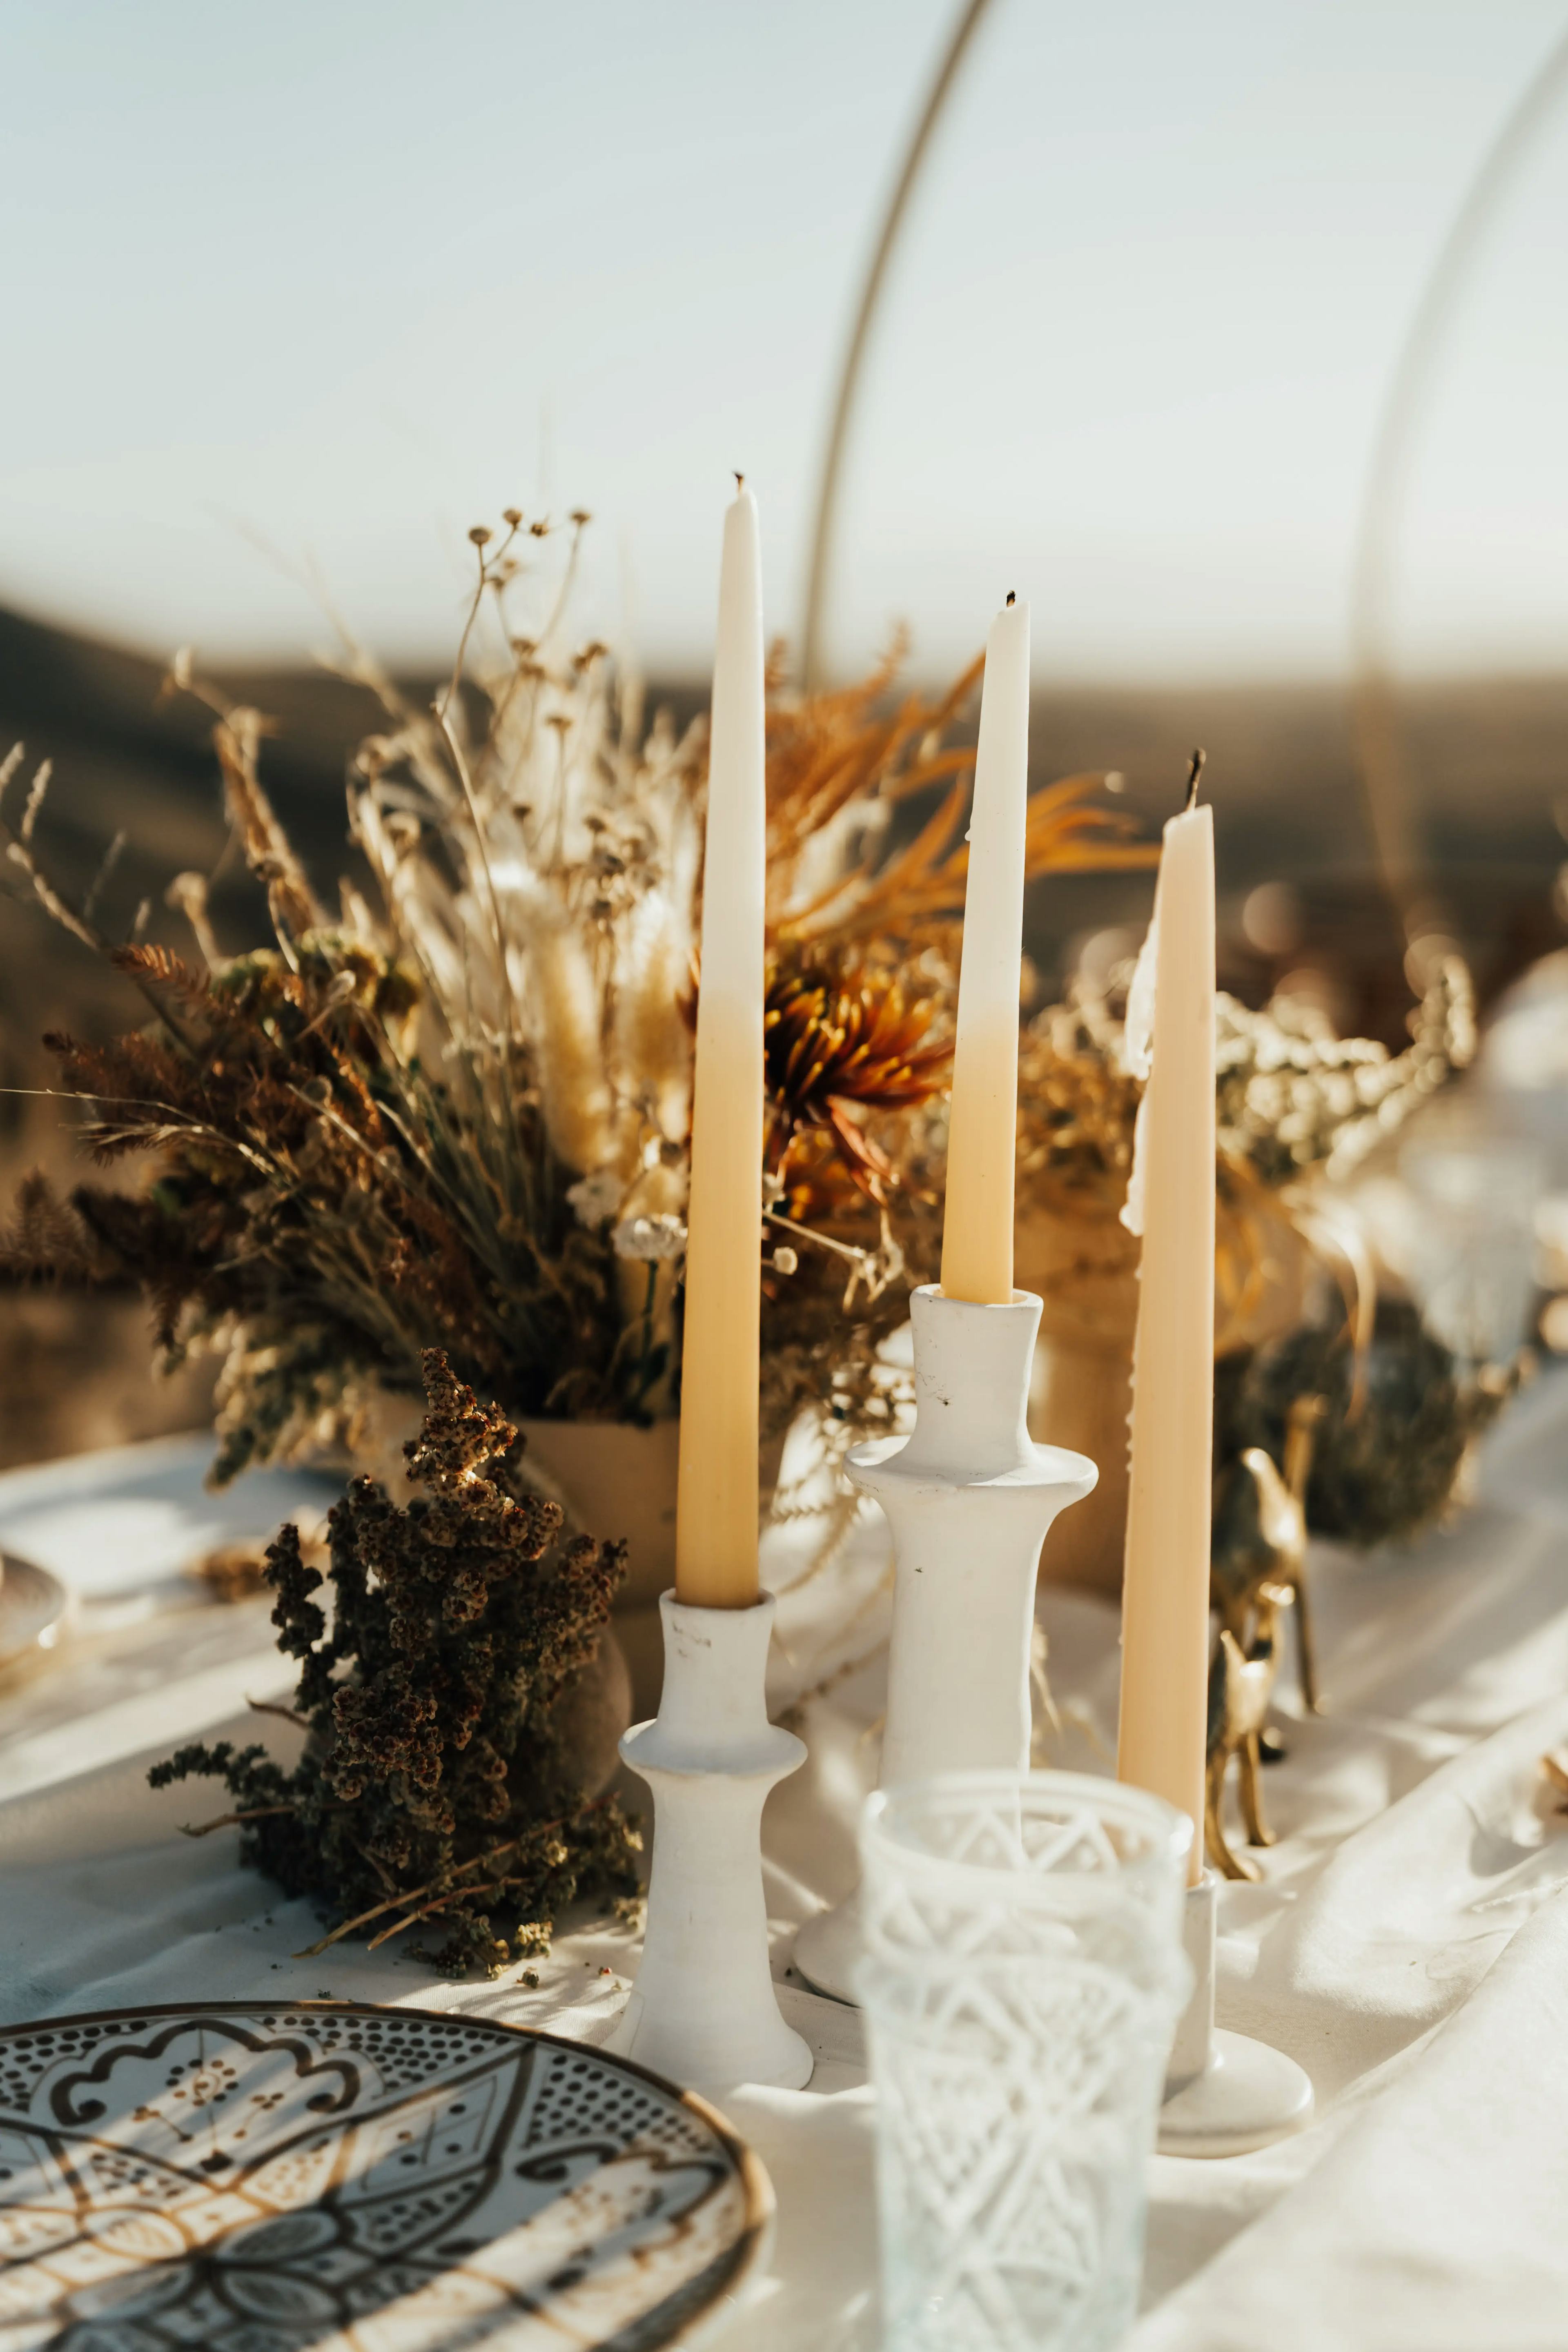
[0,1171,125,1288]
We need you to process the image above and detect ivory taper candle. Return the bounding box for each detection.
[674,481,766,1608]
[1116,769,1216,1882]
[940,594,1030,1306]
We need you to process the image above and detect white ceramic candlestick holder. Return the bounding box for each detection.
[1158,1871,1314,2156]
[606,1588,813,2095]
[793,1284,1097,2003]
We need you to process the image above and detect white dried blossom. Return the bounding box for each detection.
[612,1212,687,1264]
[566,1168,625,1229]
[771,1245,799,1275]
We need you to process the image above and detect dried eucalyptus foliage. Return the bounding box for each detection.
[1019,954,1477,1213]
[149,1350,640,1977]
[1213,961,1476,1188]
[1,512,1144,1477]
[1017,956,1478,1349]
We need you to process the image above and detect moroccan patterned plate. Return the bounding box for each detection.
[0,2001,772,2350]
[0,1554,68,1674]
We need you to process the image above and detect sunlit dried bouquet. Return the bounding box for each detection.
[1018,947,1488,1566]
[1018,949,1477,1345]
[0,509,1147,1481]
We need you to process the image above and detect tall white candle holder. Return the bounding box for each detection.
[1158,1872,1314,2156]
[606,1588,813,2096]
[793,1283,1097,2002]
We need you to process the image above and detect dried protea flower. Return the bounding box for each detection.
[764,951,951,1200]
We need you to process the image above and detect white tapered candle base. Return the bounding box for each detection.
[793,1285,1096,2004]
[606,1589,812,2095]
[1158,1873,1314,2157]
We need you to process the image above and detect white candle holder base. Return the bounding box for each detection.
[1158,1873,1314,2157]
[606,1589,813,2096]
[793,1285,1096,2005]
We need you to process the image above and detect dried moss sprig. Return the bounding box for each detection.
[1216,1297,1517,1553]
[148,1350,641,1977]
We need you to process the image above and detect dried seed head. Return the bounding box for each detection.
[501,506,523,527]
[468,525,492,548]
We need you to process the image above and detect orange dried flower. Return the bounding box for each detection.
[764,953,950,1200]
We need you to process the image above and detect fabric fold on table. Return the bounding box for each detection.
[3,1386,1568,2350]
[1130,1875,1568,2352]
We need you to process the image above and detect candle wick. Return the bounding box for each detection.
[1183,748,1206,811]
[734,470,745,490]
[1006,590,1016,606]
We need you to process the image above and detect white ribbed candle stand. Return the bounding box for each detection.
[793,1284,1097,2002]
[606,1589,813,2095]
[1157,1871,1314,2156]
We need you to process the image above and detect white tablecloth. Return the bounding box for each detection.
[3,1380,1568,2350]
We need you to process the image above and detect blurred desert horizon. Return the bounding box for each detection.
[2,587,1563,1470]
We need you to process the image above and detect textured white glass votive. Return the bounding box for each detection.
[856,1770,1192,2352]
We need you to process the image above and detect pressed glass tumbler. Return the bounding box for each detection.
[856,1769,1192,2352]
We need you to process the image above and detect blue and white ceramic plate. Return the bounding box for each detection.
[0,2000,771,2349]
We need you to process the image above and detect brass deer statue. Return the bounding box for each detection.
[1205,1581,1293,1881]
[1205,1394,1327,1880]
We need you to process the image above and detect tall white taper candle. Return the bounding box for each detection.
[1116,786,1216,1882]
[940,594,1030,1307]
[674,481,766,1608]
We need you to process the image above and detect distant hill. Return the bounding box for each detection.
[0,599,1562,1467]
[3,600,1564,1087]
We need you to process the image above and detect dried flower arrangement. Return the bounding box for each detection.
[149,1350,641,1977]
[1018,951,1477,1341]
[1022,952,1475,1214]
[0,512,1147,1485]
[1018,948,1494,1573]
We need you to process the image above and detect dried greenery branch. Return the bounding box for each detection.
[1,509,1148,1477]
[1018,952,1490,1550]
[1018,951,1477,1221]
[148,1350,641,1977]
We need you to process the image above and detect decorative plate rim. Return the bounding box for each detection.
[0,1994,777,2352]
[0,1551,69,1669]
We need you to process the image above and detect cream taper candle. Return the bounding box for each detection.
[1116,780,1216,1882]
[939,594,1030,1306]
[674,481,766,1608]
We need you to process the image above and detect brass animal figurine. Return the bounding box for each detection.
[1205,1578,1293,1880]
[1215,1394,1327,1715]
[1204,1395,1327,1879]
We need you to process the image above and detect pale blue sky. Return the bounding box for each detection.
[2,0,1566,679]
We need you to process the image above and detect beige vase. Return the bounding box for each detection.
[1018,1190,1311,1597]
[1018,1207,1140,1598]
[517,1417,787,1718]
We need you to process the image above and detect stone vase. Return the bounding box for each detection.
[1017,1193,1312,1597]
